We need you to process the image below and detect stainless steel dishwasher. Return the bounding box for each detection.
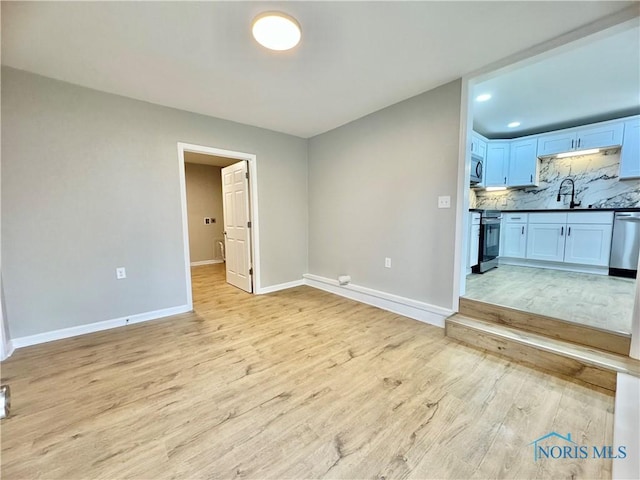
[609,211,640,278]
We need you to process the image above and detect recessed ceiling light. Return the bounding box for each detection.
[475,93,492,102]
[252,12,301,51]
[507,121,521,128]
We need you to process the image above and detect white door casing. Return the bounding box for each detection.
[222,161,252,293]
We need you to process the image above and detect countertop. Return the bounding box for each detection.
[500,207,640,213]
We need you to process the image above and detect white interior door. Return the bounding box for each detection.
[221,161,252,293]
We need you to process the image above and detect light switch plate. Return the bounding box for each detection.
[116,267,126,279]
[438,195,451,208]
[385,258,391,268]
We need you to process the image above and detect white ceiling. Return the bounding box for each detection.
[473,24,640,139]
[1,1,636,138]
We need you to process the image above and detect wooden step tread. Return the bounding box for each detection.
[448,314,640,378]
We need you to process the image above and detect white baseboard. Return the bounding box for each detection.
[190,259,224,266]
[1,341,14,361]
[613,373,640,480]
[303,274,451,328]
[257,279,305,295]
[11,304,192,349]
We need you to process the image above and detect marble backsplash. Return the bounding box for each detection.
[472,150,640,210]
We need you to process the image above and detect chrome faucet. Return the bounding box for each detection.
[557,178,581,209]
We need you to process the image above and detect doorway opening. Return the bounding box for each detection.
[177,143,259,310]
[454,18,640,357]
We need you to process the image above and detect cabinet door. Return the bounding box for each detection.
[484,142,510,187]
[502,223,527,258]
[526,224,566,262]
[471,133,487,161]
[620,118,640,179]
[469,224,480,267]
[537,131,577,157]
[576,122,623,150]
[508,139,539,187]
[564,224,613,266]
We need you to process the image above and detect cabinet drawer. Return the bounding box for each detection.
[528,213,568,224]
[504,213,528,223]
[567,211,613,225]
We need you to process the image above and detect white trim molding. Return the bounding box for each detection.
[1,340,14,361]
[11,305,192,349]
[612,373,640,480]
[257,279,305,295]
[190,259,224,267]
[177,142,261,298]
[303,274,452,328]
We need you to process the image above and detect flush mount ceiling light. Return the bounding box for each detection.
[475,93,492,102]
[507,121,521,128]
[556,148,600,158]
[252,12,301,51]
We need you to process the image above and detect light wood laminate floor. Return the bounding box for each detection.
[1,264,614,479]
[464,264,636,335]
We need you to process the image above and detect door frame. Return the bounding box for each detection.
[177,142,260,307]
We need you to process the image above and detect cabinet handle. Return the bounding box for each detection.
[561,226,564,236]
[530,174,533,182]
[577,138,581,148]
[522,226,525,235]
[512,217,521,220]
[568,227,571,236]
[571,139,574,149]
[504,177,507,184]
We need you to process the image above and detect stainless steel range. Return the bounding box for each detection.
[472,210,501,274]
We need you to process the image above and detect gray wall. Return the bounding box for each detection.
[1,67,308,338]
[308,80,462,309]
[185,163,224,263]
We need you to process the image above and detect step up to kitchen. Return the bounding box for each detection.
[459,297,631,356]
[445,314,640,392]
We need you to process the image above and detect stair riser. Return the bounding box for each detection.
[446,321,617,392]
[459,298,630,356]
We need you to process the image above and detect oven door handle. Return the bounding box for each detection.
[481,219,502,225]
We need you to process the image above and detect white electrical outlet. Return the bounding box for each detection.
[438,195,451,208]
[116,267,127,279]
[385,258,391,268]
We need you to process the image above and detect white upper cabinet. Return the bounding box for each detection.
[577,123,624,150]
[536,132,576,157]
[484,142,510,187]
[470,132,487,161]
[620,118,640,179]
[508,139,538,187]
[536,121,624,157]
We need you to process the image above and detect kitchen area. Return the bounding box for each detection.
[463,24,640,338]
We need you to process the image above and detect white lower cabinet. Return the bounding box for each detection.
[521,211,614,268]
[501,213,528,258]
[563,223,613,266]
[470,224,480,268]
[468,213,481,269]
[526,223,566,262]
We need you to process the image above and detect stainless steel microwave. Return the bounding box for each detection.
[470,155,483,185]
